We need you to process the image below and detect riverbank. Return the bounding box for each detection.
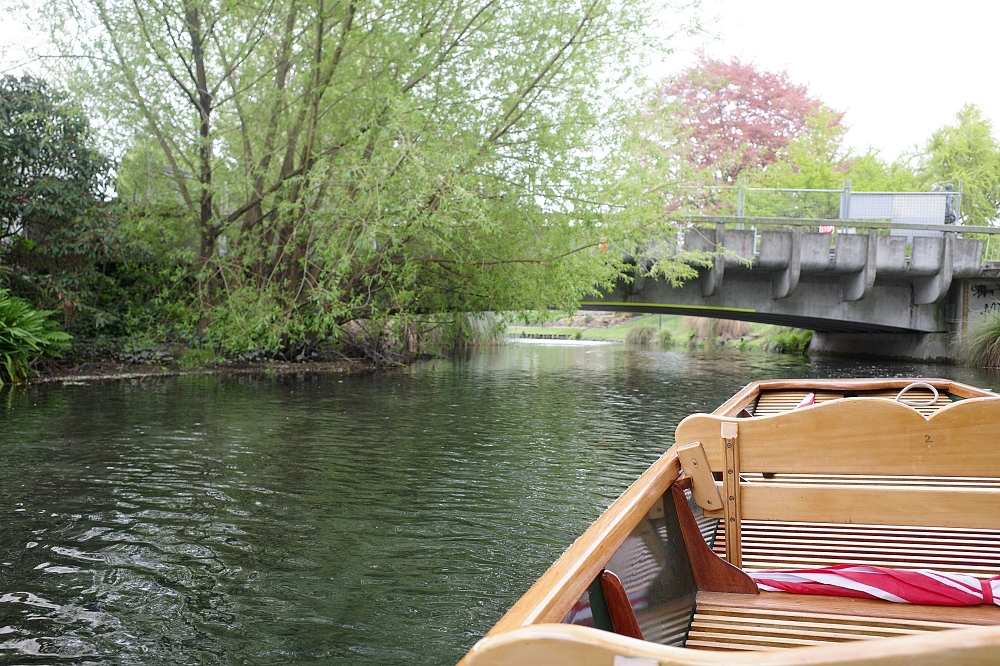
[26,358,378,385]
[508,313,813,353]
[24,313,813,384]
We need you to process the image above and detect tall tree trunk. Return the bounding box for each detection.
[184,0,219,301]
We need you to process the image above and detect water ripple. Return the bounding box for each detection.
[3,348,998,664]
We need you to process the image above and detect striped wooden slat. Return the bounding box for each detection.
[713,521,1000,579]
[752,390,844,416]
[860,388,953,417]
[751,388,956,418]
[636,601,696,647]
[687,602,965,652]
[742,473,1000,488]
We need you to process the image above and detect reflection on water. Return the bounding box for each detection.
[2,346,998,665]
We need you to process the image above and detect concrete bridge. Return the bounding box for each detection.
[581,219,1000,360]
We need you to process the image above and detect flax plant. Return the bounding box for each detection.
[0,289,71,385]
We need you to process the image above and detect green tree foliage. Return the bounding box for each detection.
[838,152,922,193]
[0,75,130,334]
[0,75,109,244]
[0,288,71,385]
[755,108,848,190]
[917,104,1000,226]
[39,0,699,354]
[644,57,1000,224]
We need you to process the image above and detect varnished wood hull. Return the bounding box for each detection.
[459,379,1000,665]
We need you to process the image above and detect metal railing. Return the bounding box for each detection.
[982,235,1000,263]
[668,179,1000,263]
[677,216,1000,264]
[679,180,964,233]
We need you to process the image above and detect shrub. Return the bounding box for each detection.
[0,289,71,385]
[658,329,674,347]
[767,328,813,354]
[178,347,219,369]
[963,313,1000,367]
[682,317,749,347]
[625,325,656,344]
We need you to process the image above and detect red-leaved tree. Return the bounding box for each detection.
[654,53,843,181]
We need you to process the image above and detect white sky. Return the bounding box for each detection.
[656,0,1000,160]
[2,0,996,161]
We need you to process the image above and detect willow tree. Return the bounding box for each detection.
[37,0,699,351]
[918,105,1000,227]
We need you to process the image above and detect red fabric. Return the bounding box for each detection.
[750,565,1000,607]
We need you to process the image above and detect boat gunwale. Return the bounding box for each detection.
[479,448,682,640]
[713,378,992,417]
[461,621,1000,665]
[459,378,1000,665]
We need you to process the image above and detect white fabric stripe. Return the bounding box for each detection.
[749,571,907,603]
[917,569,981,597]
[751,567,1000,606]
[754,583,784,592]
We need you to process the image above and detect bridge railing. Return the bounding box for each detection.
[675,215,1000,264]
[675,182,964,238]
[980,235,1000,263]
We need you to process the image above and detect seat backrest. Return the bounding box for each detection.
[673,397,1000,566]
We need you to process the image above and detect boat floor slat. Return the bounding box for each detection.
[685,591,999,652]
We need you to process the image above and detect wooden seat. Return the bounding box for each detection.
[752,390,845,416]
[686,591,1000,652]
[673,394,1000,651]
[751,387,957,418]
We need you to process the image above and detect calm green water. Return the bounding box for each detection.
[2,344,999,665]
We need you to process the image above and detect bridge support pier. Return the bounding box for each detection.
[808,332,956,362]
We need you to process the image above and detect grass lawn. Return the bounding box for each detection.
[507,315,685,341]
[505,326,583,337]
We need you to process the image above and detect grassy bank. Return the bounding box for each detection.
[508,313,813,354]
[962,312,1000,367]
[507,314,685,341]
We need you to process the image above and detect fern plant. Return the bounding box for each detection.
[0,289,71,385]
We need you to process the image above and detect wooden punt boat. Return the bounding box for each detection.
[458,378,1000,665]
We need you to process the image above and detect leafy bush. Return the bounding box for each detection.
[178,348,219,369]
[625,325,656,345]
[963,313,1000,367]
[658,329,674,347]
[0,289,71,384]
[767,328,813,354]
[682,317,749,347]
[0,75,146,338]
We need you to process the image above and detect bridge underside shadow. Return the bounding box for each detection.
[580,265,948,334]
[579,300,915,334]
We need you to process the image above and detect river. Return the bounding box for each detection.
[2,343,999,665]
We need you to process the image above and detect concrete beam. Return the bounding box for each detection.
[841,230,877,302]
[700,224,725,297]
[913,232,954,305]
[769,230,801,299]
